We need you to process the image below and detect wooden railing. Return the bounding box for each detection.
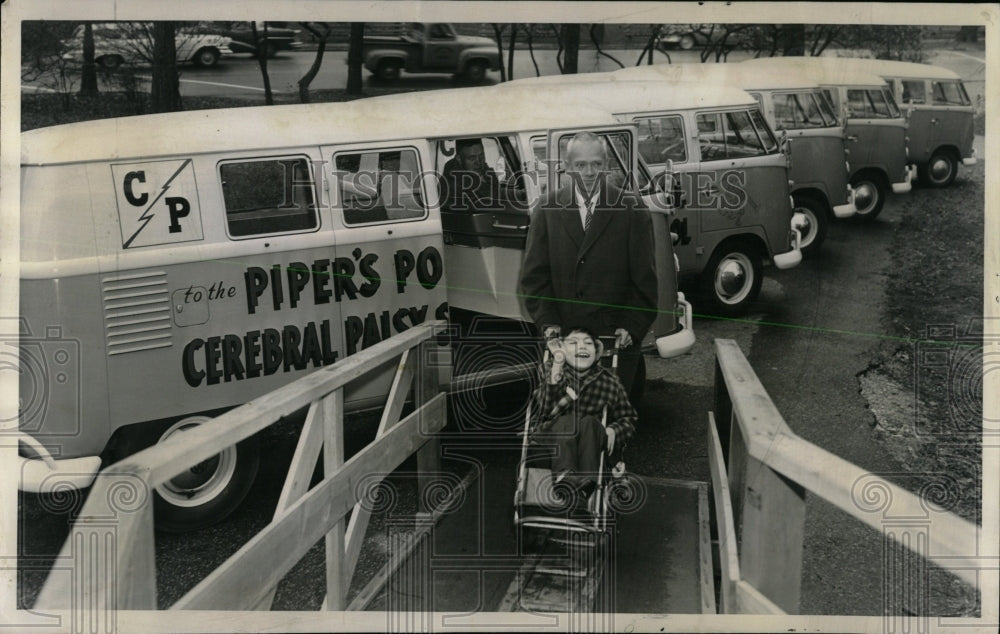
[708,338,982,614]
[35,321,449,616]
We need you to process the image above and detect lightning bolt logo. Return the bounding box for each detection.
[123,159,191,248]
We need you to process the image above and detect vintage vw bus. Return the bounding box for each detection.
[741,57,916,221]
[614,63,856,254]
[499,76,803,314]
[18,93,692,530]
[814,57,976,187]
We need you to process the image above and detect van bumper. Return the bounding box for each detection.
[962,157,977,166]
[892,165,918,194]
[832,187,857,218]
[19,455,102,493]
[773,217,804,270]
[655,293,695,358]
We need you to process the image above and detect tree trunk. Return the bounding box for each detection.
[491,24,506,82]
[347,22,365,95]
[79,22,99,97]
[150,22,182,113]
[779,24,806,56]
[562,24,580,74]
[251,22,274,105]
[507,23,517,81]
[298,23,330,103]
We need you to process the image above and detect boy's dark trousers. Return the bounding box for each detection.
[545,413,605,487]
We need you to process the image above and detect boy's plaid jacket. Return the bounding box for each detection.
[530,363,637,444]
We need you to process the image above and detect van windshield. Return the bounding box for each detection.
[932,80,971,106]
[773,91,838,129]
[696,110,774,161]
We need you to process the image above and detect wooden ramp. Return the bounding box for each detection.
[360,448,715,615]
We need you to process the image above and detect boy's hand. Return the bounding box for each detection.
[605,427,616,454]
[614,328,632,349]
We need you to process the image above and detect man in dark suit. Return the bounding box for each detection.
[520,132,658,394]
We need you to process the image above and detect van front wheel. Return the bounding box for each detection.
[850,173,887,221]
[702,240,762,316]
[792,195,827,256]
[919,150,958,188]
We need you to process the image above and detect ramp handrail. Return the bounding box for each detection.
[35,320,449,616]
[708,338,981,614]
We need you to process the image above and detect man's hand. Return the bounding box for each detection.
[614,328,633,349]
[606,427,617,454]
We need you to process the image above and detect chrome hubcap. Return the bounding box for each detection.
[715,254,753,304]
[155,416,237,507]
[930,157,952,181]
[854,182,877,215]
[794,207,816,248]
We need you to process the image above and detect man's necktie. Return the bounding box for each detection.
[584,198,595,233]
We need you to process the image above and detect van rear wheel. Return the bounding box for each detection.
[116,416,259,533]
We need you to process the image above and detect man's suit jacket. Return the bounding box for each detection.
[520,184,658,343]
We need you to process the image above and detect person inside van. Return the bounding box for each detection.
[440,137,500,212]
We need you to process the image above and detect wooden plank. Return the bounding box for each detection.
[345,468,479,611]
[107,322,444,489]
[323,389,346,611]
[737,454,806,614]
[415,339,442,514]
[343,350,415,580]
[763,432,982,588]
[172,393,447,610]
[734,579,786,614]
[696,482,717,615]
[36,476,157,612]
[707,413,741,615]
[713,338,793,457]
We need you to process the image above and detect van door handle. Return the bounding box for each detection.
[846,135,858,142]
[492,220,528,231]
[930,118,939,125]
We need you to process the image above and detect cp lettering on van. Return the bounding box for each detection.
[112,159,205,249]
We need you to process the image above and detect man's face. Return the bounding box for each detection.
[562,331,598,371]
[457,144,486,174]
[566,139,607,194]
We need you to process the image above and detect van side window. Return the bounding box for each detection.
[932,80,971,106]
[436,136,524,212]
[335,148,426,225]
[635,115,687,165]
[532,130,639,196]
[901,80,926,104]
[696,111,767,161]
[220,156,318,238]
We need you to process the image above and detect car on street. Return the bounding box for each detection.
[221,21,303,58]
[61,22,233,69]
[361,23,500,81]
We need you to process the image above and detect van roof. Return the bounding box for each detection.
[497,74,758,111]
[21,91,620,165]
[739,56,891,88]
[808,57,962,81]
[613,63,822,91]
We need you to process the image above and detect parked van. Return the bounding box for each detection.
[810,57,976,187]
[614,63,856,254]
[741,57,916,220]
[499,76,803,314]
[18,92,693,530]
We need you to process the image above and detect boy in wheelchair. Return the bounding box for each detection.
[529,326,637,513]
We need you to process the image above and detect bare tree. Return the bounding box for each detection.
[347,23,365,95]
[250,22,274,105]
[150,22,182,113]
[549,24,564,73]
[79,23,98,97]
[298,22,331,103]
[590,24,624,69]
[525,24,541,77]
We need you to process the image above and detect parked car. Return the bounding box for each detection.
[655,24,704,50]
[222,21,302,58]
[62,22,233,68]
[360,23,500,81]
